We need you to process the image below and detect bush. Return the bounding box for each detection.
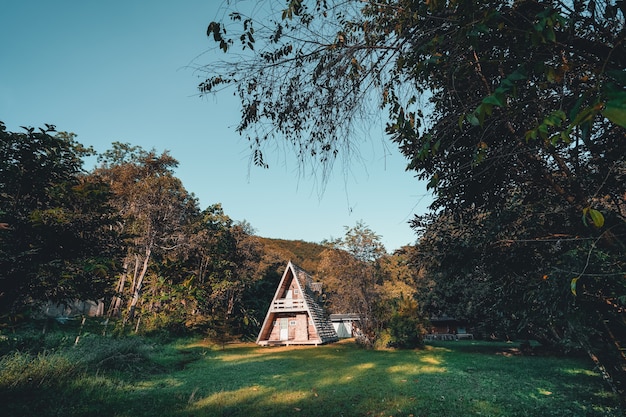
[377,295,427,349]
[73,335,160,373]
[0,327,164,391]
[0,350,82,388]
[373,329,393,350]
[387,313,425,349]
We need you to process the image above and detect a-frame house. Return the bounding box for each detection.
[256,261,338,346]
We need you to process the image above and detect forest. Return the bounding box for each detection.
[1,0,625,406]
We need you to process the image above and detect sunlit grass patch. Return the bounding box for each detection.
[419,354,443,365]
[562,367,600,377]
[135,377,183,390]
[469,399,505,415]
[189,385,274,409]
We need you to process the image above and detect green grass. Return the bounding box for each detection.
[1,333,622,417]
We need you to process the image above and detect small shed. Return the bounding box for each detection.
[426,315,474,340]
[256,261,338,346]
[429,315,459,334]
[330,313,360,338]
[42,299,105,318]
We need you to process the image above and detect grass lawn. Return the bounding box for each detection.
[1,336,622,417]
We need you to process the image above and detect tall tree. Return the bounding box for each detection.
[318,222,386,346]
[201,0,625,389]
[0,123,120,316]
[193,204,264,336]
[94,143,198,325]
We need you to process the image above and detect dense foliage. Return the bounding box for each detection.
[0,124,267,339]
[0,123,120,316]
[91,143,269,337]
[319,222,425,348]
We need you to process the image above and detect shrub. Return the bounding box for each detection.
[0,350,82,388]
[379,295,427,349]
[387,313,426,349]
[72,335,164,374]
[0,328,164,391]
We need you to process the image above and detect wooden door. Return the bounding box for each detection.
[279,318,289,341]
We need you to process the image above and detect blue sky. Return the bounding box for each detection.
[1,1,432,252]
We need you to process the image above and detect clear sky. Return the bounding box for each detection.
[1,1,432,252]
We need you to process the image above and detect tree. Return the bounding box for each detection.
[0,123,120,317]
[317,222,386,346]
[201,0,625,389]
[201,1,625,208]
[413,198,626,390]
[341,221,386,262]
[377,246,420,300]
[319,223,428,348]
[94,143,199,327]
[196,205,264,338]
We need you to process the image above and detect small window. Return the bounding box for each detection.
[294,289,299,294]
[289,320,297,326]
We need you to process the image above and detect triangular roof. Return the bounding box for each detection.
[256,261,338,345]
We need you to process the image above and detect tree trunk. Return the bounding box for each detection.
[107,259,129,317]
[126,247,151,323]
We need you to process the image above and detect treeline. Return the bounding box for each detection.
[0,122,418,346]
[0,123,261,336]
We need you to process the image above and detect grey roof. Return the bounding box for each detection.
[287,261,338,344]
[330,313,360,321]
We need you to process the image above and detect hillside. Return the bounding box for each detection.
[257,237,328,274]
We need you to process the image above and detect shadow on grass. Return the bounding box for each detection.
[426,339,530,355]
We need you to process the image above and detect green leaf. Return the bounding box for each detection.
[589,208,605,228]
[571,277,579,296]
[207,22,221,40]
[606,69,626,85]
[468,23,489,37]
[568,95,586,121]
[602,91,626,128]
[507,68,527,81]
[467,113,480,126]
[582,207,604,228]
[482,94,504,107]
[501,78,514,88]
[427,173,439,190]
[525,129,538,142]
